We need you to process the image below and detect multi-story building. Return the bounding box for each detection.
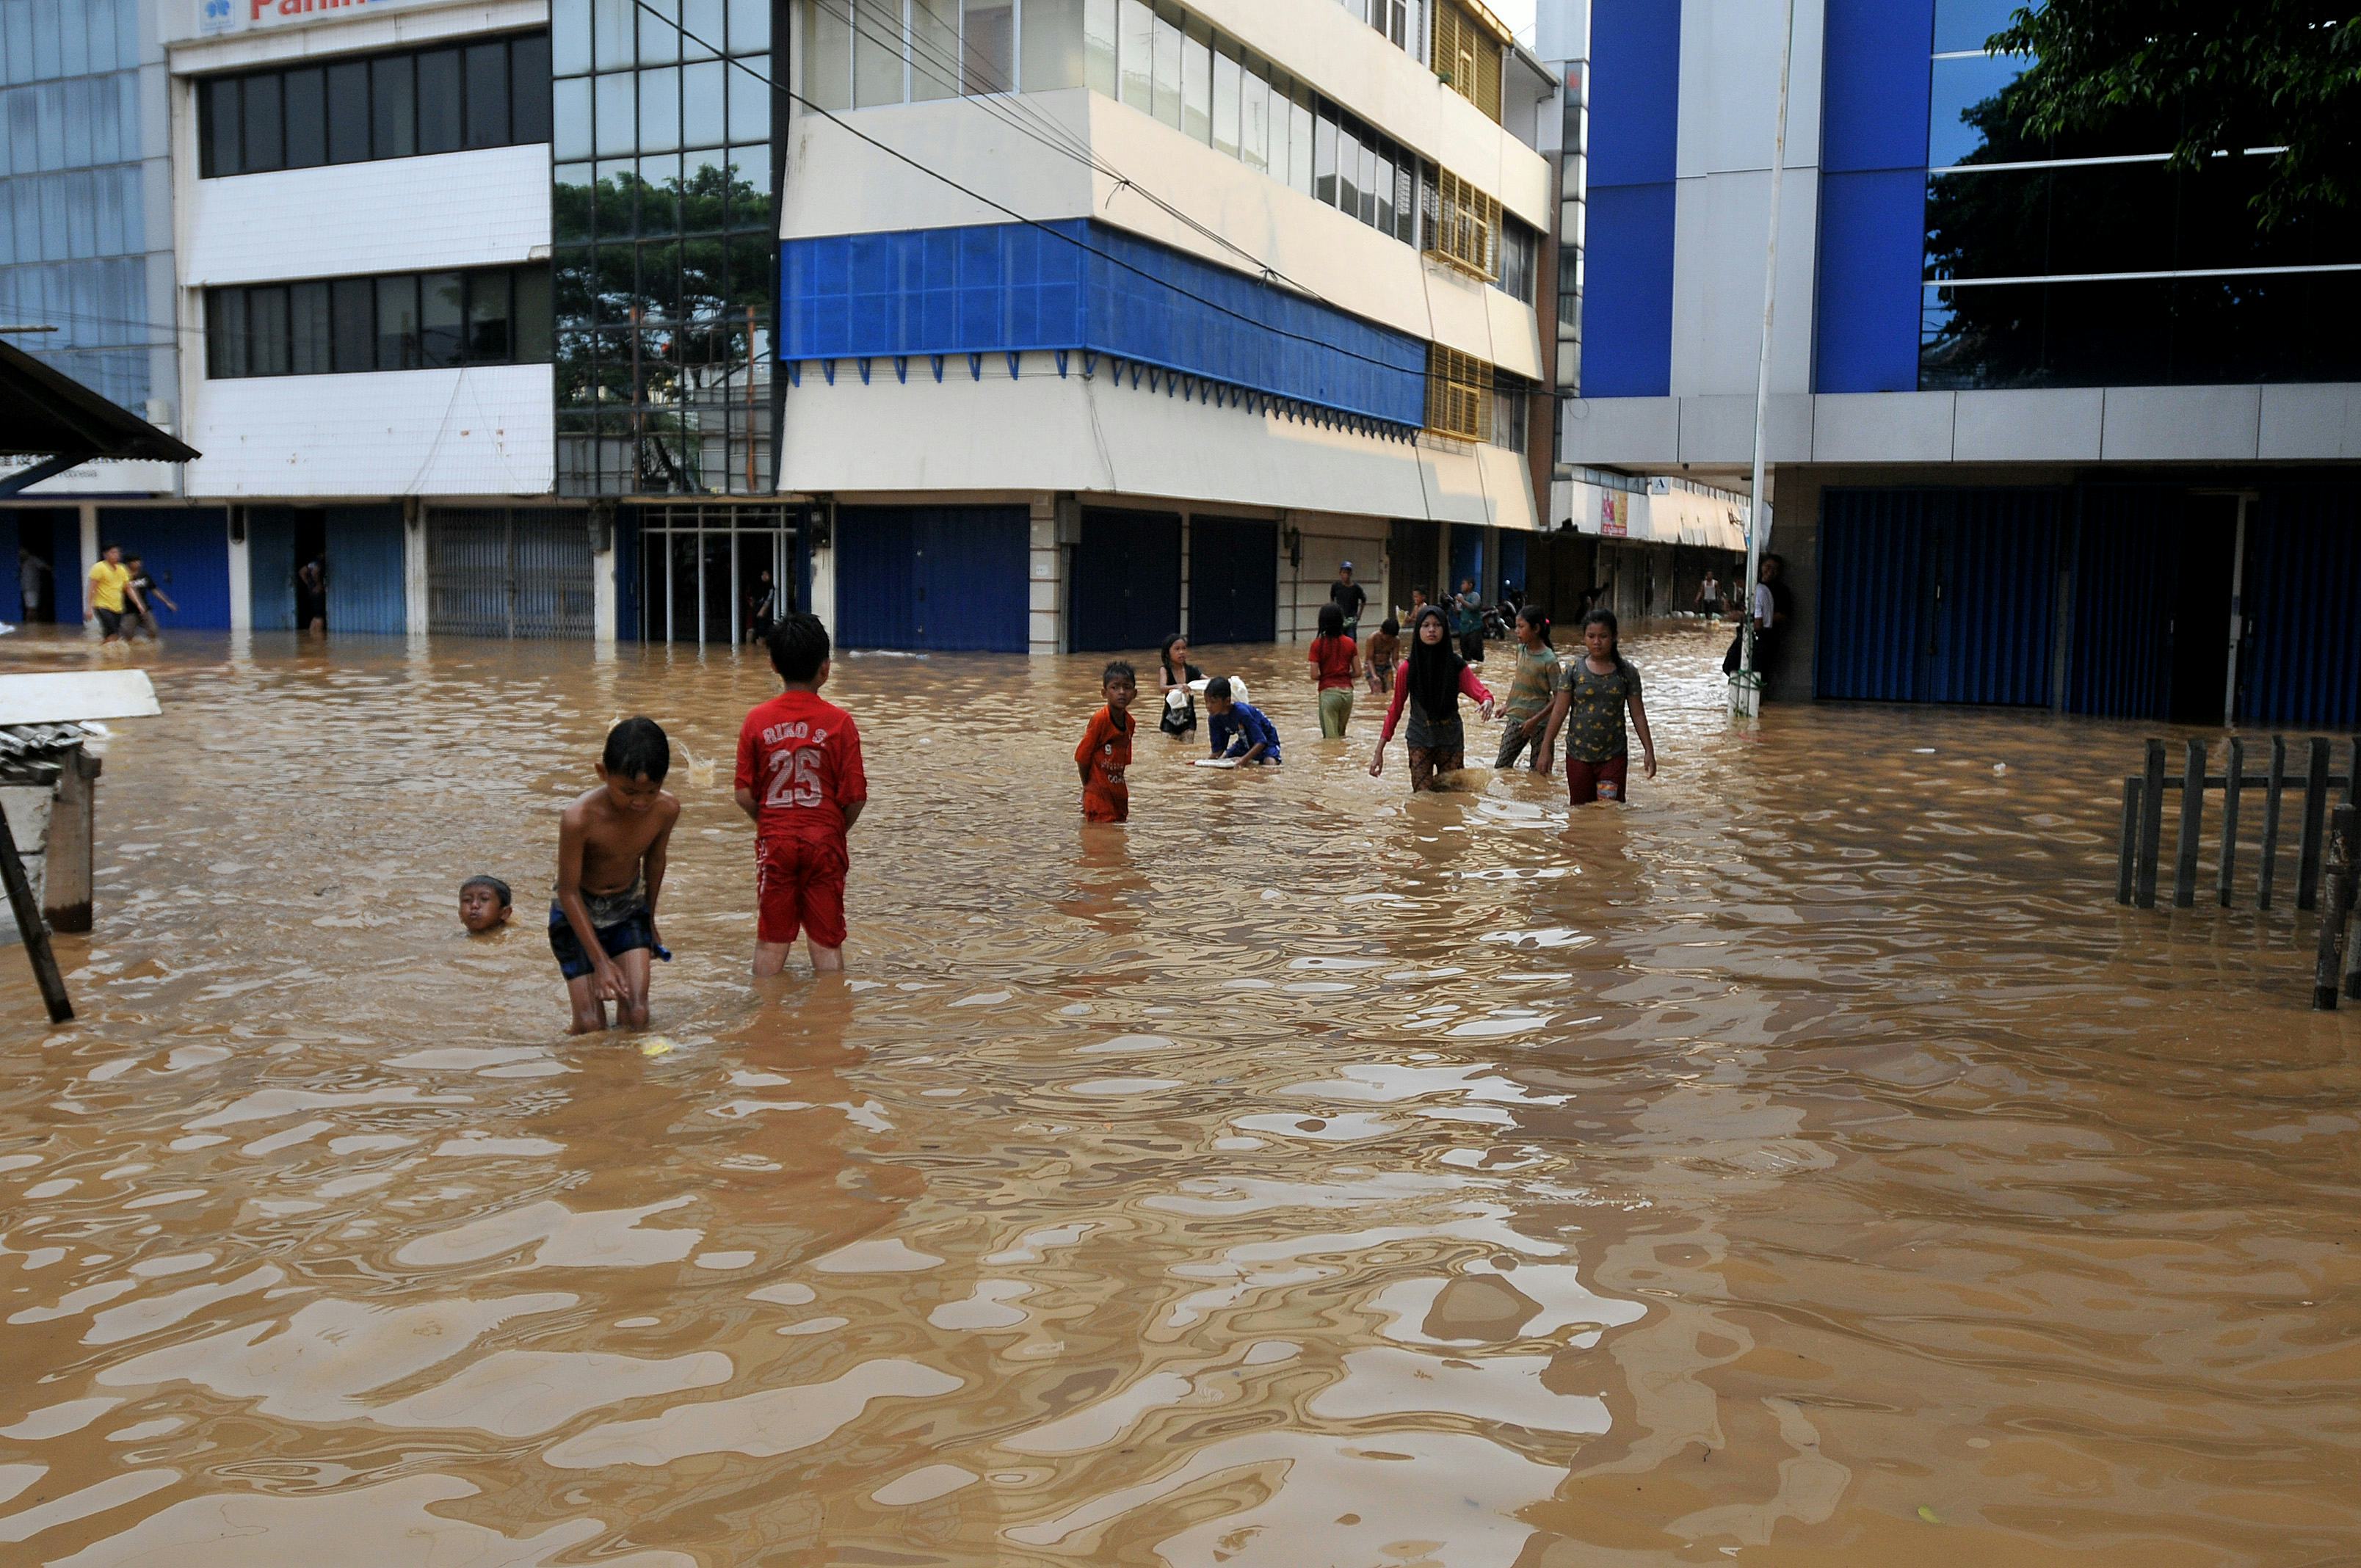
[1559,0,2360,726]
[775,0,1559,653]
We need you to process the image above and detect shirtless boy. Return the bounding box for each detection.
[551,717,679,1033]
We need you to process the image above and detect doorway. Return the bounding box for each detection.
[2166,495,2239,724]
[634,504,800,645]
[294,509,327,632]
[10,509,70,623]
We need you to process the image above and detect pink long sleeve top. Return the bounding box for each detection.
[1379,661,1494,743]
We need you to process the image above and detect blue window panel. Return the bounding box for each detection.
[1815,170,1928,393]
[1448,523,1484,599]
[1821,0,1935,174]
[1588,0,1680,188]
[1498,531,1528,596]
[1579,182,1675,398]
[2243,486,2361,728]
[1071,509,1181,653]
[1189,516,1275,646]
[323,504,407,634]
[98,508,232,631]
[782,219,1427,429]
[835,504,1029,653]
[245,506,298,631]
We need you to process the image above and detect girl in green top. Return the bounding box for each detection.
[1542,609,1657,805]
[1493,606,1564,772]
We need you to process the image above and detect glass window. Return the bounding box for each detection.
[1119,0,1153,112]
[554,76,592,158]
[554,0,593,75]
[416,48,462,155]
[464,42,509,148]
[289,280,331,374]
[598,157,639,237]
[331,277,374,373]
[807,0,853,110]
[683,59,725,145]
[241,71,283,173]
[1928,51,2023,167]
[514,266,554,361]
[468,269,513,360]
[1023,0,1084,92]
[327,61,370,163]
[963,0,1013,93]
[372,54,416,159]
[281,68,326,169]
[1397,161,1418,242]
[725,142,772,228]
[421,271,465,367]
[510,25,551,138]
[1150,3,1181,129]
[1359,137,1377,225]
[912,0,960,101]
[638,0,681,65]
[852,0,904,108]
[1313,107,1335,205]
[1238,60,1266,172]
[728,0,769,50]
[248,285,290,377]
[595,71,635,155]
[639,65,681,152]
[1084,0,1117,96]
[1336,121,1358,215]
[377,274,420,369]
[1375,147,1394,233]
[208,288,246,378]
[1933,0,2021,54]
[203,77,239,177]
[639,153,682,235]
[1211,43,1238,157]
[592,0,635,67]
[728,54,769,141]
[1290,91,1313,193]
[1180,21,1210,142]
[683,0,725,59]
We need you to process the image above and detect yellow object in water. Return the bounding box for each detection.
[639,1037,678,1058]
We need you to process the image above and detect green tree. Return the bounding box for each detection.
[1992,1,2360,228]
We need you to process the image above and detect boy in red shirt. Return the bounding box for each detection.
[733,613,868,975]
[1075,661,1136,822]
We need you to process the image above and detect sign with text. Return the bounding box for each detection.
[198,0,430,37]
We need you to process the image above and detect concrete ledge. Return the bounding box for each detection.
[2260,383,2361,461]
[1812,392,1955,463]
[1561,397,1680,465]
[2102,385,2261,462]
[1954,388,2103,462]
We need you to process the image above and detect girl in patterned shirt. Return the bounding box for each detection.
[1542,609,1657,805]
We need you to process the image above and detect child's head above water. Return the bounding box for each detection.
[767,611,831,689]
[459,874,512,934]
[598,716,671,810]
[1203,675,1235,714]
[1101,660,1137,708]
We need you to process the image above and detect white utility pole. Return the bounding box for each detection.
[1736,0,1799,717]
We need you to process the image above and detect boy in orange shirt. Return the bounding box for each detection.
[733,613,868,975]
[1076,661,1136,822]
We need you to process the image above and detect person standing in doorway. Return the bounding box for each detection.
[18,548,50,622]
[1697,570,1722,621]
[1308,603,1360,739]
[747,570,778,645]
[1752,554,1790,687]
[1450,578,1485,664]
[297,556,327,634]
[85,543,131,645]
[1328,561,1368,642]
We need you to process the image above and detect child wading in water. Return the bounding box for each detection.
[1493,606,1564,772]
[1205,677,1281,764]
[1076,661,1136,821]
[1308,603,1360,738]
[552,719,679,1033]
[460,875,512,936]
[1363,617,1399,696]
[1371,605,1494,791]
[735,613,869,975]
[1542,609,1657,804]
[1158,634,1203,738]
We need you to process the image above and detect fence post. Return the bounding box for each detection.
[2117,777,2141,906]
[2174,739,2205,908]
[2217,736,2244,907]
[2260,736,2288,910]
[0,794,72,1025]
[2136,738,2166,909]
[2298,738,2331,912]
[2315,804,2356,1011]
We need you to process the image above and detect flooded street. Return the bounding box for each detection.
[1,624,2354,1565]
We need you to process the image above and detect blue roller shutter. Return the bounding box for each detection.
[1072,509,1180,653]
[246,506,298,631]
[1189,516,1276,646]
[836,504,1029,653]
[324,505,407,634]
[2067,486,2179,719]
[100,508,231,630]
[2242,486,2361,727]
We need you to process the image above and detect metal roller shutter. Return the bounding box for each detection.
[427,508,594,639]
[1072,509,1181,653]
[1189,517,1277,646]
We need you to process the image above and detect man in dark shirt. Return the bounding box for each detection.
[1328,562,1368,640]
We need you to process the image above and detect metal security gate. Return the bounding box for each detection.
[427,507,595,639]
[1072,509,1181,653]
[1189,516,1277,645]
[631,504,801,645]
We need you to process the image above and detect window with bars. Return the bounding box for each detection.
[1426,169,1499,280]
[1429,0,1501,123]
[1426,344,1490,440]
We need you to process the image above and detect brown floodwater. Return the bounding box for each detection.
[0,623,2354,1566]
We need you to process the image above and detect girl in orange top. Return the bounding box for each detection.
[1076,661,1137,822]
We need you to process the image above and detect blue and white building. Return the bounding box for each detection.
[1554,0,2361,726]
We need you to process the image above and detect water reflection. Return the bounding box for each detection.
[0,625,2354,1564]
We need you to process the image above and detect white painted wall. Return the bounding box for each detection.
[780,362,1539,532]
[183,144,553,286]
[187,364,556,496]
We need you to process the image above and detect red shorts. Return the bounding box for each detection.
[1566,754,1630,805]
[756,834,849,948]
[1084,784,1129,823]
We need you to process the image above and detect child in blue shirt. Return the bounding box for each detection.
[1204,677,1282,764]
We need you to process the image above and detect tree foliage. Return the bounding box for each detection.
[1992,1,2360,228]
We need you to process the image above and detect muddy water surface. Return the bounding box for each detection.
[0,626,2354,1566]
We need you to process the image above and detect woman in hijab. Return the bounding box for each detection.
[1369,605,1495,791]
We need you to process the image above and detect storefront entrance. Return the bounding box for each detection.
[631,504,801,645]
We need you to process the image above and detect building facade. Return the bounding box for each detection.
[1559,0,2361,727]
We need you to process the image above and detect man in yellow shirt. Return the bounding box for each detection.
[86,543,134,645]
